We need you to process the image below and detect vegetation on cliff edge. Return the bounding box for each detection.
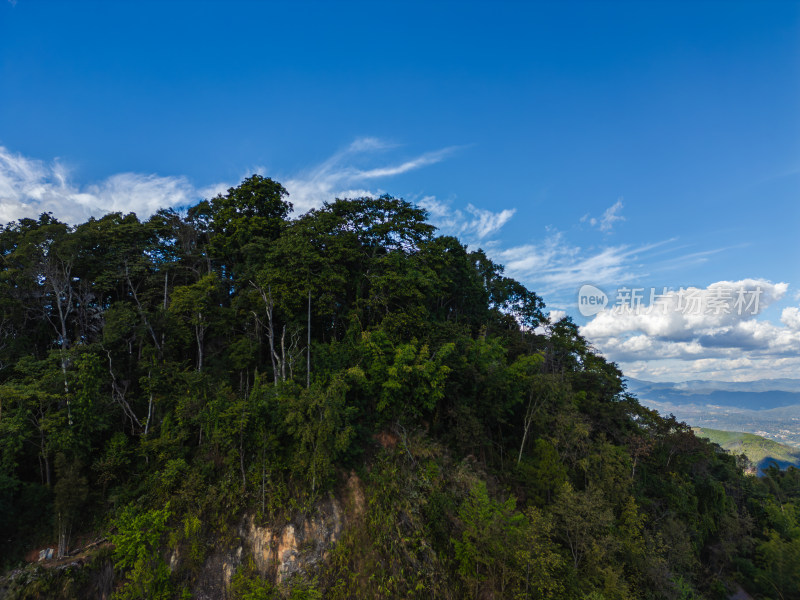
[1,176,799,599]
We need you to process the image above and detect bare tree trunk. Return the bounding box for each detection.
[268,315,278,385]
[44,259,75,427]
[261,452,266,515]
[163,272,169,310]
[105,350,142,433]
[518,387,547,464]
[195,316,205,372]
[126,263,162,354]
[280,326,286,382]
[162,271,169,349]
[144,392,153,436]
[240,431,246,491]
[59,349,72,426]
[54,281,71,422]
[42,437,51,487]
[517,417,531,464]
[57,513,67,559]
[252,283,280,386]
[307,289,311,388]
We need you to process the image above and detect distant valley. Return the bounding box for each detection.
[626,378,800,448]
[692,427,800,474]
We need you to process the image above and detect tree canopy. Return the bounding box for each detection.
[0,176,796,600]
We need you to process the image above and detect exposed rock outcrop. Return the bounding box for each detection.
[189,471,364,599]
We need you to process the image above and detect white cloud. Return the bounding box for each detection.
[282,138,517,241]
[623,355,800,382]
[358,148,455,179]
[490,233,674,298]
[197,181,232,200]
[418,196,515,242]
[283,138,460,213]
[0,145,218,224]
[581,198,625,233]
[579,279,800,381]
[464,204,516,239]
[582,279,788,341]
[782,306,800,330]
[0,137,465,226]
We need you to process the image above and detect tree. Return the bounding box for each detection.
[205,175,292,283]
[53,453,88,558]
[358,331,453,424]
[111,504,173,600]
[453,480,523,596]
[472,249,546,331]
[506,353,557,464]
[551,482,613,572]
[512,507,567,599]
[283,377,355,499]
[169,273,225,372]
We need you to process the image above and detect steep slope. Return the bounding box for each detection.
[1,181,799,600]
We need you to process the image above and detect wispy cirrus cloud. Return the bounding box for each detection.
[581,198,625,232]
[0,138,478,228]
[283,138,460,213]
[490,232,672,299]
[0,145,221,224]
[419,196,515,243]
[283,138,518,241]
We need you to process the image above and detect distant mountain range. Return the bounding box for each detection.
[626,378,800,448]
[630,378,800,394]
[626,377,800,410]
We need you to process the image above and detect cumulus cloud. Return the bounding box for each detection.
[623,355,800,382]
[579,280,800,379]
[582,280,788,341]
[0,145,218,224]
[581,198,625,232]
[781,306,800,330]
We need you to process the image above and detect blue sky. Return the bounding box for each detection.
[1,0,799,382]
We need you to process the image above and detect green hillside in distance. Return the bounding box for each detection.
[693,427,800,474]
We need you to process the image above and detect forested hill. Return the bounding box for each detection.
[1,176,799,599]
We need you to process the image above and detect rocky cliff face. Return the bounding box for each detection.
[188,471,364,600]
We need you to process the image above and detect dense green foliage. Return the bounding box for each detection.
[1,176,799,599]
